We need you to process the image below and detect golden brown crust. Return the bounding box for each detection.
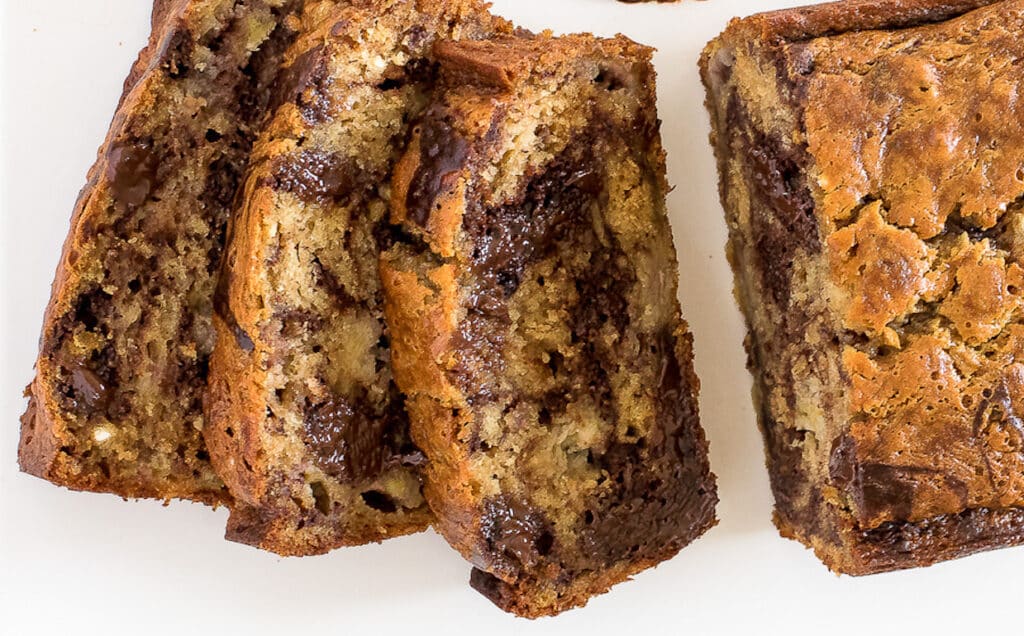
[709,0,997,47]
[118,0,184,108]
[702,0,1024,574]
[379,260,474,539]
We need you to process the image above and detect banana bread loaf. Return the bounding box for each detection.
[701,0,1024,574]
[19,0,307,504]
[204,0,511,555]
[381,33,717,616]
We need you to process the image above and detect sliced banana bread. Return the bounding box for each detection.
[19,0,307,504]
[381,33,718,616]
[204,0,511,555]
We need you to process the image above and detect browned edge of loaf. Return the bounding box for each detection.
[705,0,998,48]
[18,0,228,504]
[806,505,1024,575]
[699,0,1016,575]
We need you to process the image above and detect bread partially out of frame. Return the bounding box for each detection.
[20,0,308,504]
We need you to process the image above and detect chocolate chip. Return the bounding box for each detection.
[480,497,555,571]
[106,139,158,208]
[69,362,110,411]
[268,150,360,204]
[303,396,387,483]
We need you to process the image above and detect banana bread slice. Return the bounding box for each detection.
[204,0,511,556]
[19,0,307,504]
[381,33,717,616]
[701,0,1024,574]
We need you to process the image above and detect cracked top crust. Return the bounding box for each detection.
[803,1,1024,528]
[716,0,1024,530]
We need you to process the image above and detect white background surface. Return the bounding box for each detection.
[3,1,1023,634]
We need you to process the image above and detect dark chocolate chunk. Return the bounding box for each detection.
[859,463,968,525]
[868,462,970,524]
[106,139,158,208]
[480,496,555,572]
[856,464,917,522]
[405,114,470,226]
[304,396,388,483]
[68,362,111,411]
[468,567,506,604]
[829,433,858,488]
[464,138,605,298]
[268,150,361,203]
[831,432,970,525]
